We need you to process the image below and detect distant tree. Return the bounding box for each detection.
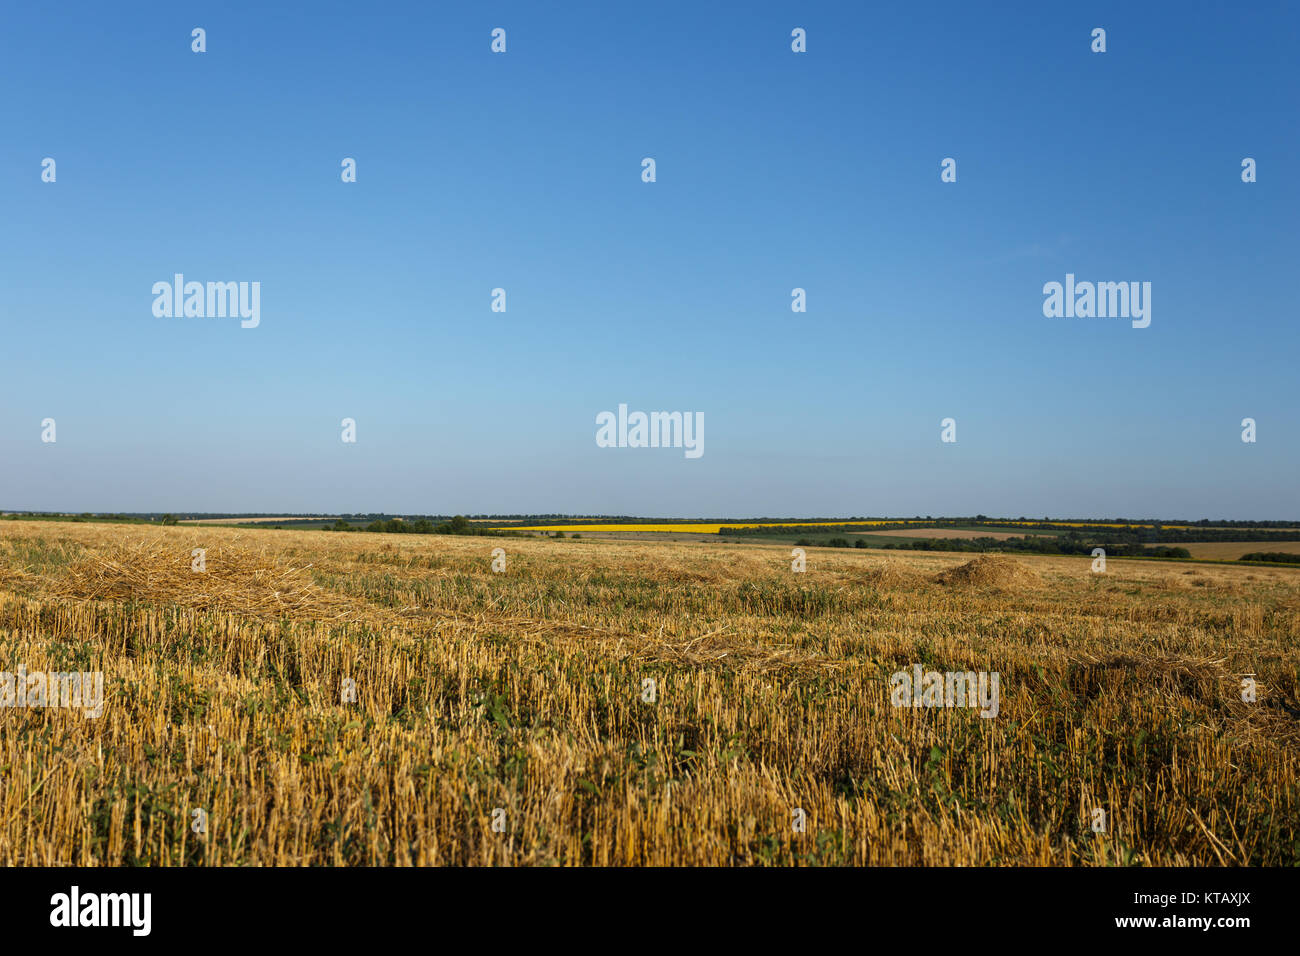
[1241,552,1300,564]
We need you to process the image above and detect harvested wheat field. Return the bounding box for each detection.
[0,519,1297,866]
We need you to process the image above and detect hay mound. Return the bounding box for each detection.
[934,555,1039,588]
[53,538,361,620]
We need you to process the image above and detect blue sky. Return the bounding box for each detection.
[1,1,1296,518]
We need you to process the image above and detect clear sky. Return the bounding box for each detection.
[1,1,1296,518]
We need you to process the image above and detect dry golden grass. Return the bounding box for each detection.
[0,520,1297,866]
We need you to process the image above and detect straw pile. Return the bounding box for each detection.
[934,555,1040,588]
[52,538,364,621]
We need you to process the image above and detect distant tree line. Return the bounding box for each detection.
[877,535,1191,558]
[726,522,919,538]
[327,515,523,537]
[1129,528,1300,543]
[1,512,154,525]
[727,521,1300,543]
[1239,552,1300,564]
[794,538,866,549]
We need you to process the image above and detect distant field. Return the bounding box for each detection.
[500,521,936,534]
[1,518,1297,866]
[1180,541,1300,560]
[180,516,338,525]
[496,520,1236,534]
[857,528,1027,540]
[508,525,1041,545]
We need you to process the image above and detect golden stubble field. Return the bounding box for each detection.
[0,519,1297,866]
